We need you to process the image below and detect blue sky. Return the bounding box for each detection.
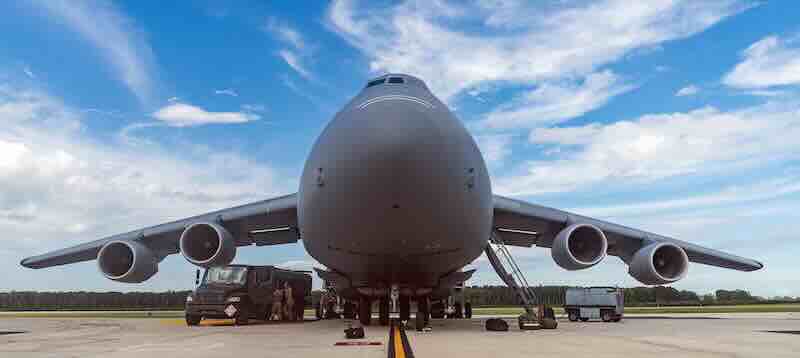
[2,1,800,298]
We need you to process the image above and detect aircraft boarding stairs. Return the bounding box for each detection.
[485,234,555,330]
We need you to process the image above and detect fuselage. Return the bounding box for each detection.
[298,74,492,291]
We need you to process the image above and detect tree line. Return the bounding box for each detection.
[1,287,795,310]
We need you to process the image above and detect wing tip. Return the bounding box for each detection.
[20,257,35,269]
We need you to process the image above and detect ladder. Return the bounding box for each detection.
[485,233,539,320]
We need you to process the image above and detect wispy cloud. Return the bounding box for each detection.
[277,50,312,79]
[723,34,800,89]
[214,88,238,97]
[22,65,35,79]
[152,103,259,127]
[266,19,315,80]
[675,84,700,97]
[29,0,158,105]
[483,70,634,129]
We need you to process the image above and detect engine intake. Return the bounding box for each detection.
[179,222,236,267]
[97,240,158,283]
[628,242,689,285]
[551,223,607,270]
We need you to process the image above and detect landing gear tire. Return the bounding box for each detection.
[453,302,463,319]
[430,301,445,319]
[399,296,410,322]
[235,304,249,325]
[359,297,371,326]
[416,297,429,331]
[379,298,390,326]
[343,301,355,319]
[415,311,426,331]
[464,302,472,319]
[185,314,201,326]
[568,311,578,322]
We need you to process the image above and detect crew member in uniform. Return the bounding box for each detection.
[283,282,295,321]
[270,285,284,321]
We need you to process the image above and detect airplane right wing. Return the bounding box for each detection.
[20,193,299,282]
[492,195,762,285]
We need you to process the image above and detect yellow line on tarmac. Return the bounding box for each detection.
[393,324,406,358]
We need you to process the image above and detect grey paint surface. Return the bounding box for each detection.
[20,74,762,292]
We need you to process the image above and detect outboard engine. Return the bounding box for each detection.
[551,223,607,270]
[97,240,158,283]
[179,222,236,267]
[628,242,689,285]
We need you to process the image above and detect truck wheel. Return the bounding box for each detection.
[185,314,201,326]
[568,311,578,322]
[464,302,472,319]
[613,317,622,322]
[601,310,612,322]
[235,304,249,325]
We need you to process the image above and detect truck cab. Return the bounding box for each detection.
[185,264,311,325]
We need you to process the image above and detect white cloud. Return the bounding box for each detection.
[723,34,800,89]
[328,0,748,101]
[214,89,238,97]
[675,84,700,96]
[483,70,634,129]
[0,84,290,258]
[30,0,158,104]
[496,102,800,195]
[474,133,513,166]
[152,103,260,127]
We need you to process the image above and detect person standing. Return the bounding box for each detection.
[270,285,284,321]
[284,282,295,321]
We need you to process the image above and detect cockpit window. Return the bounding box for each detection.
[387,77,404,84]
[366,78,385,88]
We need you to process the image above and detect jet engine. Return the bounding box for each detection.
[97,240,158,283]
[551,223,608,270]
[628,242,689,285]
[179,222,236,267]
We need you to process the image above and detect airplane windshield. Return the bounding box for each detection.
[204,266,248,285]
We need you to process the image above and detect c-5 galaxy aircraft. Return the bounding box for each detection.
[22,74,762,326]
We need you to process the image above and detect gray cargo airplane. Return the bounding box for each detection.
[21,74,762,325]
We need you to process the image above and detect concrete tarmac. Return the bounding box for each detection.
[1,313,799,357]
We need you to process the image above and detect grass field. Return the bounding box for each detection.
[1,304,798,319]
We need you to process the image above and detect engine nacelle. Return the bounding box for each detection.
[97,240,158,283]
[179,222,236,267]
[628,242,689,285]
[551,223,608,270]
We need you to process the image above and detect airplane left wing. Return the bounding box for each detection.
[21,193,299,271]
[492,195,762,284]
